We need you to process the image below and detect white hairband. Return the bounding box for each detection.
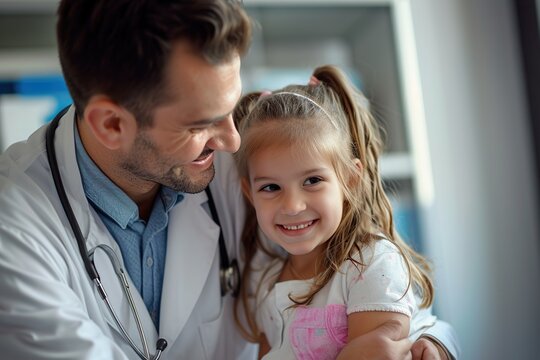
[262,91,338,129]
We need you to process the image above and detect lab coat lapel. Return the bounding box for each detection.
[160,190,219,343]
[54,106,94,241]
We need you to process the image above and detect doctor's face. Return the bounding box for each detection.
[120,42,241,193]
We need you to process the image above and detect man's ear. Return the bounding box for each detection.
[83,96,137,150]
[241,177,254,204]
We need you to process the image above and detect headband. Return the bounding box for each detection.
[259,91,338,129]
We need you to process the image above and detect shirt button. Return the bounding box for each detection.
[146,257,154,267]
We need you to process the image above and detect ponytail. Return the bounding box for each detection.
[313,65,389,235]
[313,65,434,308]
[313,66,366,159]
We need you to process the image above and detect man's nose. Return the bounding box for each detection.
[208,116,241,153]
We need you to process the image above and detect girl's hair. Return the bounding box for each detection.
[233,65,433,342]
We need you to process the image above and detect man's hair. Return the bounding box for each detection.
[57,0,252,124]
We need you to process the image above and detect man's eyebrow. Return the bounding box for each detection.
[187,111,232,126]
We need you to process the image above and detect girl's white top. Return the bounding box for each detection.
[254,239,437,360]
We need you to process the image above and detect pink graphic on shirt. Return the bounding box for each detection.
[290,304,348,360]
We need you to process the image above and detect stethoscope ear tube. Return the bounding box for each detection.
[45,106,100,282]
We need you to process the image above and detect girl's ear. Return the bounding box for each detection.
[349,158,363,187]
[353,158,362,171]
[241,177,254,204]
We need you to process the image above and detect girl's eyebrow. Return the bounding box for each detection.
[301,168,330,175]
[252,176,275,183]
[252,168,330,183]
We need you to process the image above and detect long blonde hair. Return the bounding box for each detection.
[233,65,433,342]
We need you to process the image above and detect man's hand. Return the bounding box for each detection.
[337,320,412,360]
[411,337,448,360]
[337,320,450,360]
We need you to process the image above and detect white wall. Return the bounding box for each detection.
[409,0,540,359]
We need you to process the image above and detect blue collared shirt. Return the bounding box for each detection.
[74,124,183,329]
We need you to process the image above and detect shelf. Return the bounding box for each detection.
[244,0,394,5]
[0,0,58,13]
[0,0,417,182]
[0,49,60,78]
[0,0,396,12]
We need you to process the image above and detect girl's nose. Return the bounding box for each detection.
[280,191,306,216]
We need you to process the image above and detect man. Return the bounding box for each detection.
[0,1,458,359]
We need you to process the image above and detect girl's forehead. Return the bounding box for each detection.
[249,141,331,166]
[243,116,344,164]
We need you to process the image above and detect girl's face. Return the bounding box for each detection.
[243,143,345,256]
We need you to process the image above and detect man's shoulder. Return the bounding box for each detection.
[0,131,60,238]
[0,123,48,173]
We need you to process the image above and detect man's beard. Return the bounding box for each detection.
[120,132,215,193]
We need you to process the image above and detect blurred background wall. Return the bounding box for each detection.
[411,0,540,359]
[0,0,538,358]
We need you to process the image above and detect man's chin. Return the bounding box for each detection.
[170,165,215,193]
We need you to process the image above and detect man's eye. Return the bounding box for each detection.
[304,176,323,186]
[259,184,280,192]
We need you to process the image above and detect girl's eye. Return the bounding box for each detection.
[304,176,323,186]
[260,184,280,192]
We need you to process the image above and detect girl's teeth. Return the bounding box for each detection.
[282,221,313,230]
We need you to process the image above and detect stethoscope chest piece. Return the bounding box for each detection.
[220,258,240,297]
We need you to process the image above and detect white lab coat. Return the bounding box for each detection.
[0,106,257,359]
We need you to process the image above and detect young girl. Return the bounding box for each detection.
[233,65,436,360]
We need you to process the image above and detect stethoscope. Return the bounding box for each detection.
[45,106,240,360]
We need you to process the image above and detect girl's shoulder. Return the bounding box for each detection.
[341,237,409,287]
[347,237,402,266]
[343,238,416,317]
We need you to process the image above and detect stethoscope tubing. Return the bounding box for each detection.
[45,107,163,360]
[45,107,100,281]
[90,245,151,359]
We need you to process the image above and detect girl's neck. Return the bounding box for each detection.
[279,245,324,282]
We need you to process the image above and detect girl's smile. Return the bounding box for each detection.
[277,219,319,241]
